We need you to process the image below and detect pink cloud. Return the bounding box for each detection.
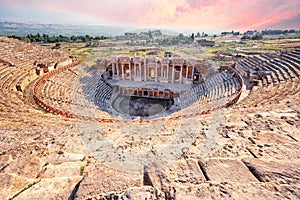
[1,0,300,31]
[225,0,300,30]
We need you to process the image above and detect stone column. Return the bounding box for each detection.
[134,62,137,81]
[192,66,195,80]
[116,62,120,80]
[166,63,169,82]
[186,66,188,80]
[171,65,175,83]
[139,63,142,79]
[161,64,164,81]
[179,65,183,83]
[147,64,149,80]
[112,63,115,78]
[144,58,147,81]
[122,63,125,80]
[155,62,158,82]
[129,63,132,81]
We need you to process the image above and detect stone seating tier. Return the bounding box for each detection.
[236,48,300,108]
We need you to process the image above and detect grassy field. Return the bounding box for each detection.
[60,34,300,67]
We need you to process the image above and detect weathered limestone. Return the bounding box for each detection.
[0,174,35,200]
[167,182,300,200]
[15,177,83,200]
[3,154,42,178]
[242,158,300,184]
[199,158,258,183]
[41,152,85,165]
[145,158,206,191]
[75,164,143,199]
[120,186,164,200]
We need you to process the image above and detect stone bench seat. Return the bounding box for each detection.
[279,57,300,76]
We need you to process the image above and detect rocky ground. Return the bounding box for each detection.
[0,37,299,199]
[1,96,298,200]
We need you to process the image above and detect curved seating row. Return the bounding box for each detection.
[33,62,243,123]
[235,49,300,107]
[179,68,242,110]
[0,37,71,111]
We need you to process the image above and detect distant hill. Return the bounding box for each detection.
[0,21,184,37]
[122,28,180,36]
[0,21,131,37]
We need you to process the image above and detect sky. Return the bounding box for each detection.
[1,0,300,33]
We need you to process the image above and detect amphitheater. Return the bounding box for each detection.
[0,36,299,199]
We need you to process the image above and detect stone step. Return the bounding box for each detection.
[145,158,206,191]
[199,158,258,183]
[75,164,143,199]
[246,142,300,160]
[242,158,300,184]
[14,176,82,200]
[166,182,300,200]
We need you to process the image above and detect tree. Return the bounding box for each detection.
[9,33,109,43]
[85,34,91,41]
[191,33,195,41]
[148,31,153,39]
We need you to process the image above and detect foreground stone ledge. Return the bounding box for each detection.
[75,163,143,199]
[3,154,41,179]
[120,186,164,200]
[199,158,258,183]
[41,152,86,165]
[145,158,206,192]
[0,154,11,171]
[14,176,83,200]
[0,174,34,199]
[242,158,300,184]
[246,142,300,160]
[38,161,84,178]
[171,182,300,200]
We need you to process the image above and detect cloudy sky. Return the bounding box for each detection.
[1,0,300,32]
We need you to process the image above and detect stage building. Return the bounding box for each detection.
[105,56,202,84]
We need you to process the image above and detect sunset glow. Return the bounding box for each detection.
[1,0,300,32]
